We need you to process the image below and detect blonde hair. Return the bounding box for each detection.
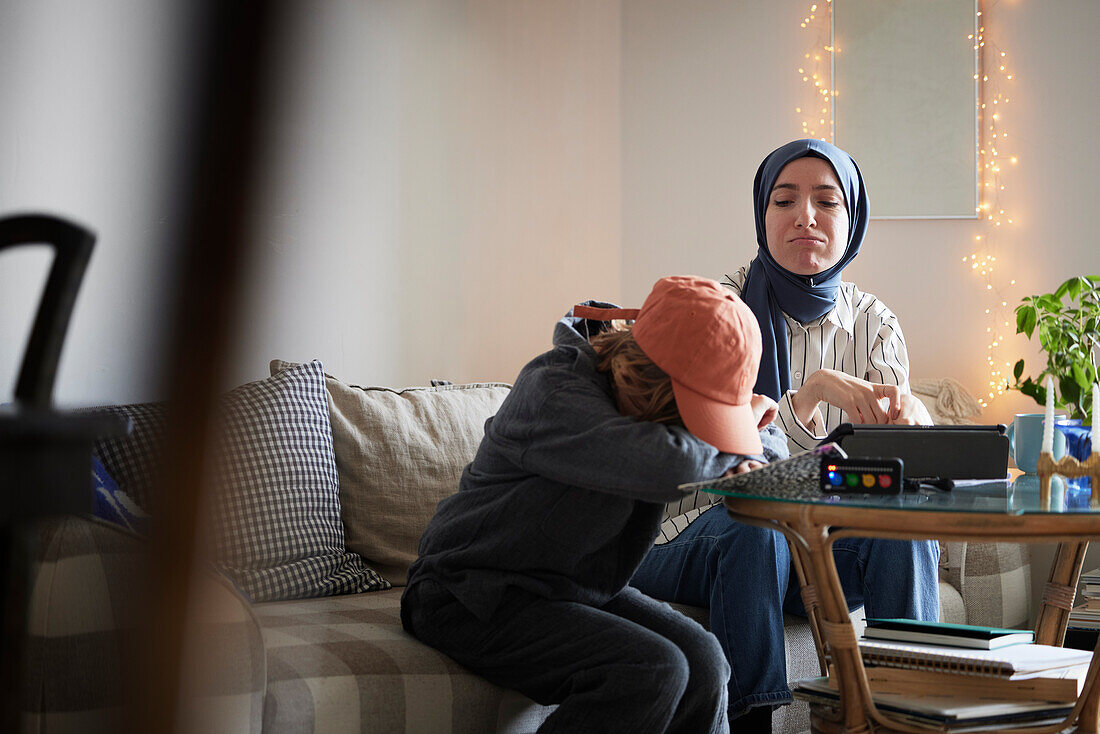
[590,326,682,426]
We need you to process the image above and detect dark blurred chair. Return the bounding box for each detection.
[0,214,129,728]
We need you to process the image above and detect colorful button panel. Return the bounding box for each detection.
[824,463,899,491]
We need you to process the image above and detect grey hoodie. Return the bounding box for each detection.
[405,309,787,621]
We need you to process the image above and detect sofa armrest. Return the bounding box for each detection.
[178,564,267,734]
[23,515,265,734]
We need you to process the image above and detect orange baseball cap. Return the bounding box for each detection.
[574,275,763,455]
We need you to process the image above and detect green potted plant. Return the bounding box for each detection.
[1011,275,1099,428]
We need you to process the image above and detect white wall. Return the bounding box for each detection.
[2,0,1096,421]
[622,0,1100,430]
[239,0,622,389]
[0,0,621,404]
[0,0,192,405]
[621,0,1100,624]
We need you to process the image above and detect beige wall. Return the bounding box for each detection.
[240,0,622,389]
[1,0,1096,422]
[0,0,621,402]
[0,0,189,404]
[622,0,1099,430]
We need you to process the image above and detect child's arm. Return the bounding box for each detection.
[659,424,784,539]
[497,370,754,504]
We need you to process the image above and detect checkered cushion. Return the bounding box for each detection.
[254,590,555,734]
[92,401,168,512]
[207,360,389,601]
[93,361,389,602]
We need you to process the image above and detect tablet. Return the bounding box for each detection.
[817,423,1009,480]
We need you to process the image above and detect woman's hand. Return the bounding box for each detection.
[750,394,779,429]
[888,393,934,426]
[792,369,903,425]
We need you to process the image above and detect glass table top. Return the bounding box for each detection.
[699,474,1097,515]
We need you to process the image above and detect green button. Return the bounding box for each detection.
[845,473,859,487]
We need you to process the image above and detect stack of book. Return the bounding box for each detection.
[793,618,1094,730]
[1069,568,1100,630]
[1066,569,1100,651]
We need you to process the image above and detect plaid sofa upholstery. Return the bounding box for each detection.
[24,514,1026,734]
[23,374,1032,734]
[254,591,554,734]
[255,593,844,734]
[23,515,265,734]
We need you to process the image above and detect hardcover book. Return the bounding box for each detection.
[794,676,1075,729]
[863,618,1034,650]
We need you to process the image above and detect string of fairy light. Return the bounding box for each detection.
[964,6,1018,409]
[795,1,834,142]
[794,1,1018,410]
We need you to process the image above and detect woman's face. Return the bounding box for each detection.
[764,157,850,276]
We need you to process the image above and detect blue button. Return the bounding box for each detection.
[827,471,843,486]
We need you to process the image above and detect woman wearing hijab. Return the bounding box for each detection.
[731,138,931,454]
[631,140,940,733]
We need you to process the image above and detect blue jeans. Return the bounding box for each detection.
[402,580,731,734]
[631,505,940,718]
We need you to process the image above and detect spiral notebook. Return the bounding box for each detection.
[858,639,1093,679]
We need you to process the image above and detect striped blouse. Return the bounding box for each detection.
[654,266,912,545]
[722,265,912,456]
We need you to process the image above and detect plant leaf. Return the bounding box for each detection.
[1060,377,1080,412]
[1038,294,1062,312]
[1013,359,1025,381]
[1017,305,1037,339]
[1073,363,1091,392]
[1017,377,1044,407]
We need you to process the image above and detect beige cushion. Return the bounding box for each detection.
[911,377,983,425]
[272,361,510,586]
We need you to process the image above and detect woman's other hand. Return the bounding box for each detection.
[750,394,779,429]
[888,393,934,426]
[792,369,903,425]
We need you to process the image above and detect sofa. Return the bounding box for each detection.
[22,363,1031,734]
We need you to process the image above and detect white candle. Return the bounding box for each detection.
[1042,376,1055,455]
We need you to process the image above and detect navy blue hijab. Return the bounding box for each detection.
[741,139,869,400]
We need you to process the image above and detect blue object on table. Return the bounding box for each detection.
[1055,420,1092,461]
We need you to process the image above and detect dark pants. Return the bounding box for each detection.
[401,581,730,734]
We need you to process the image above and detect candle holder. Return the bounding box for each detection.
[1037,450,1100,506]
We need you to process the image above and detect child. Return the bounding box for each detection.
[401,276,787,734]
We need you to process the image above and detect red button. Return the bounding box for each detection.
[878,474,892,488]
